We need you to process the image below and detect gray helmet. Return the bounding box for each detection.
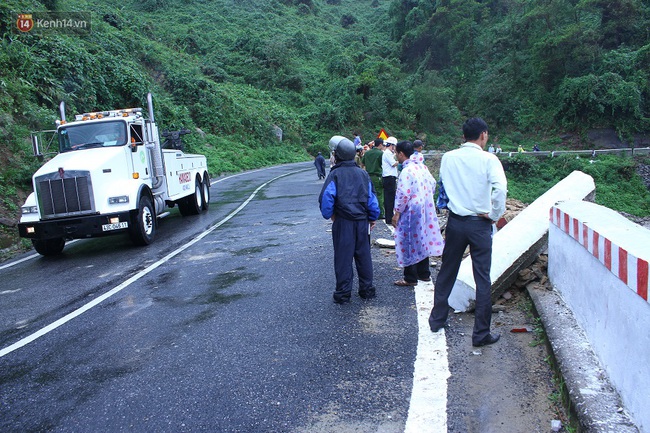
[329,135,356,161]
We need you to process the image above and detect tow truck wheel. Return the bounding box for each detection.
[178,178,202,216]
[129,195,155,246]
[201,175,210,211]
[32,237,65,256]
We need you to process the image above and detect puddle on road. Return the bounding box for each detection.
[84,363,139,383]
[191,267,261,305]
[177,268,261,326]
[33,369,64,385]
[0,365,33,385]
[272,219,309,227]
[148,267,260,306]
[233,246,266,256]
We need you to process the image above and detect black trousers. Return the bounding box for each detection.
[332,217,375,302]
[429,214,493,343]
[382,175,397,224]
[404,257,431,284]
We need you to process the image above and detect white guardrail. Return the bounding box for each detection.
[424,147,650,158]
[501,147,650,158]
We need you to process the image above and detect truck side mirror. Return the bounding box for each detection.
[31,133,42,158]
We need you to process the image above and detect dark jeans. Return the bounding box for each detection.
[382,175,396,224]
[429,214,493,342]
[404,257,431,284]
[332,217,375,302]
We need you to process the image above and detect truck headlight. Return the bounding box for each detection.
[21,205,38,215]
[108,196,129,204]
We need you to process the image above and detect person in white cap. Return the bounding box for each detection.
[382,136,399,225]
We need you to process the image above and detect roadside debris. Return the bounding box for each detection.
[551,419,562,431]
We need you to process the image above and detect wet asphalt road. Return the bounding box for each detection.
[0,162,419,432]
[0,162,560,433]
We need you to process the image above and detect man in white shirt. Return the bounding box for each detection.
[382,136,399,225]
[429,117,507,347]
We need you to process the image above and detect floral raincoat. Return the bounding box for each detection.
[394,158,444,267]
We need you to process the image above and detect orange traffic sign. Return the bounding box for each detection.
[378,128,388,140]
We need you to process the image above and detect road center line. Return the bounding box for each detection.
[404,281,450,433]
[0,171,298,358]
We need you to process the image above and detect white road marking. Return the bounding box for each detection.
[0,240,80,271]
[0,168,273,272]
[404,280,450,433]
[0,253,39,271]
[0,171,299,358]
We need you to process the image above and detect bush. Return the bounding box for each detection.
[506,154,650,217]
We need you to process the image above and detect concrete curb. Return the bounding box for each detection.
[527,285,639,433]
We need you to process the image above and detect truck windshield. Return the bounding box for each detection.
[59,120,128,153]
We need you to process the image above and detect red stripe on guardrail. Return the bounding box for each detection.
[551,206,649,303]
[638,259,648,301]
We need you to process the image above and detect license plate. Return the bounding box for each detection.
[102,221,129,231]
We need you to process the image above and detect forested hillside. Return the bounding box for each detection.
[1,0,649,242]
[391,0,650,138]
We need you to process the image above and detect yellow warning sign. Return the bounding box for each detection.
[377,129,388,140]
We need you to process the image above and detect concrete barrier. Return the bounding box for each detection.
[448,170,596,312]
[548,200,650,432]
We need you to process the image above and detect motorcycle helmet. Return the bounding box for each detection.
[329,135,356,161]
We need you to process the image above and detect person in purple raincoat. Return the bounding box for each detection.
[391,140,444,286]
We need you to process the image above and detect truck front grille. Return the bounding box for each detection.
[36,171,95,218]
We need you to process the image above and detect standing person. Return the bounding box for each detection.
[392,141,444,286]
[411,139,425,163]
[329,151,336,172]
[314,152,326,179]
[320,136,380,304]
[354,145,364,168]
[382,136,399,225]
[361,138,385,221]
[428,118,507,347]
[353,132,361,147]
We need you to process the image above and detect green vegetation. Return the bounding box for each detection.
[426,152,650,217]
[1,0,649,222]
[505,154,650,216]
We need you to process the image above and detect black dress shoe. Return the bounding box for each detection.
[429,316,446,333]
[472,333,500,347]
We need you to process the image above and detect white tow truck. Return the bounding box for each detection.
[18,93,210,256]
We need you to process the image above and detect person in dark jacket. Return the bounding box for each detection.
[314,152,326,179]
[319,136,381,304]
